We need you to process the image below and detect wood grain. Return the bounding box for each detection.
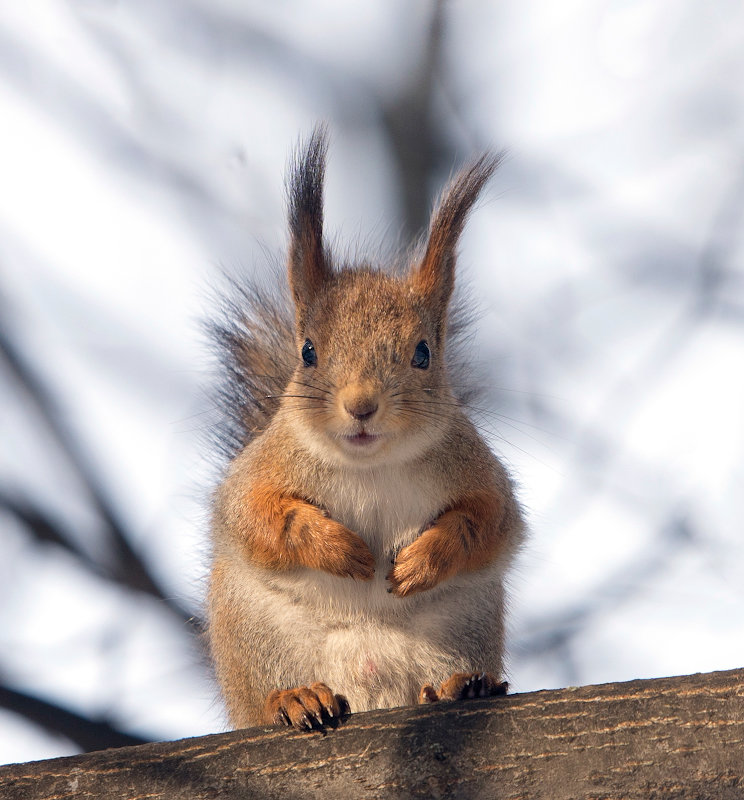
[1,667,742,800]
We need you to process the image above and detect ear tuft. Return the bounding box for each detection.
[411,152,503,310]
[287,125,332,328]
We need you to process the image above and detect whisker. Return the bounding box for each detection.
[288,379,333,396]
[266,394,327,401]
[394,404,557,469]
[396,397,565,451]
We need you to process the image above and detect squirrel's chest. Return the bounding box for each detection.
[319,467,440,555]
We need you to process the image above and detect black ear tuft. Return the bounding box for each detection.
[286,125,332,328]
[411,153,503,311]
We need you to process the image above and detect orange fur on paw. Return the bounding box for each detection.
[386,527,450,596]
[419,672,508,703]
[263,682,349,731]
[387,491,504,596]
[240,484,375,580]
[300,514,376,580]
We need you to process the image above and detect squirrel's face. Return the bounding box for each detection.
[280,128,498,467]
[282,270,455,468]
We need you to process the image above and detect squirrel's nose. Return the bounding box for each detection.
[344,398,378,421]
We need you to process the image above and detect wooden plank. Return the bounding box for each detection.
[1,667,742,800]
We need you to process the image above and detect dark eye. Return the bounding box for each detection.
[301,339,317,367]
[411,340,430,369]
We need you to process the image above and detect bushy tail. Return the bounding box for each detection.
[206,271,297,460]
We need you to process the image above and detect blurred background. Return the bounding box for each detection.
[2,0,744,766]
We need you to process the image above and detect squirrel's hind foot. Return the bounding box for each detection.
[419,672,508,703]
[263,682,349,731]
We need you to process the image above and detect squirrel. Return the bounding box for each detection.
[207,127,526,731]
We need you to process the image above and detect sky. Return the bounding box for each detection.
[1,0,743,765]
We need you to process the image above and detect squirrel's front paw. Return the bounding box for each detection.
[263,682,349,731]
[419,672,508,703]
[313,518,375,580]
[386,529,448,596]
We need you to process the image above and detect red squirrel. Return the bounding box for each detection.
[207,128,525,730]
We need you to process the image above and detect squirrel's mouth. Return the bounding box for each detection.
[342,431,381,447]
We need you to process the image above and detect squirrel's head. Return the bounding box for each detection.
[281,127,499,468]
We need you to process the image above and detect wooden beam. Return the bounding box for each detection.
[1,667,742,799]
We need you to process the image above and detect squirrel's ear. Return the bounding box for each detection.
[410,153,502,312]
[287,126,332,328]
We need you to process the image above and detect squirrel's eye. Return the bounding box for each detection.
[411,340,430,369]
[301,339,317,367]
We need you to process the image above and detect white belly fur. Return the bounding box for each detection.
[226,463,507,711]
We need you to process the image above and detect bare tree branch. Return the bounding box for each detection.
[0,320,197,628]
[1,668,742,798]
[0,685,148,754]
[379,0,451,239]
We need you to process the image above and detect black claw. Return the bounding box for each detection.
[275,708,291,726]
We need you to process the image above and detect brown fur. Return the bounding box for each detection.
[386,490,505,596]
[207,129,525,731]
[264,683,347,729]
[216,480,375,579]
[419,672,508,703]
